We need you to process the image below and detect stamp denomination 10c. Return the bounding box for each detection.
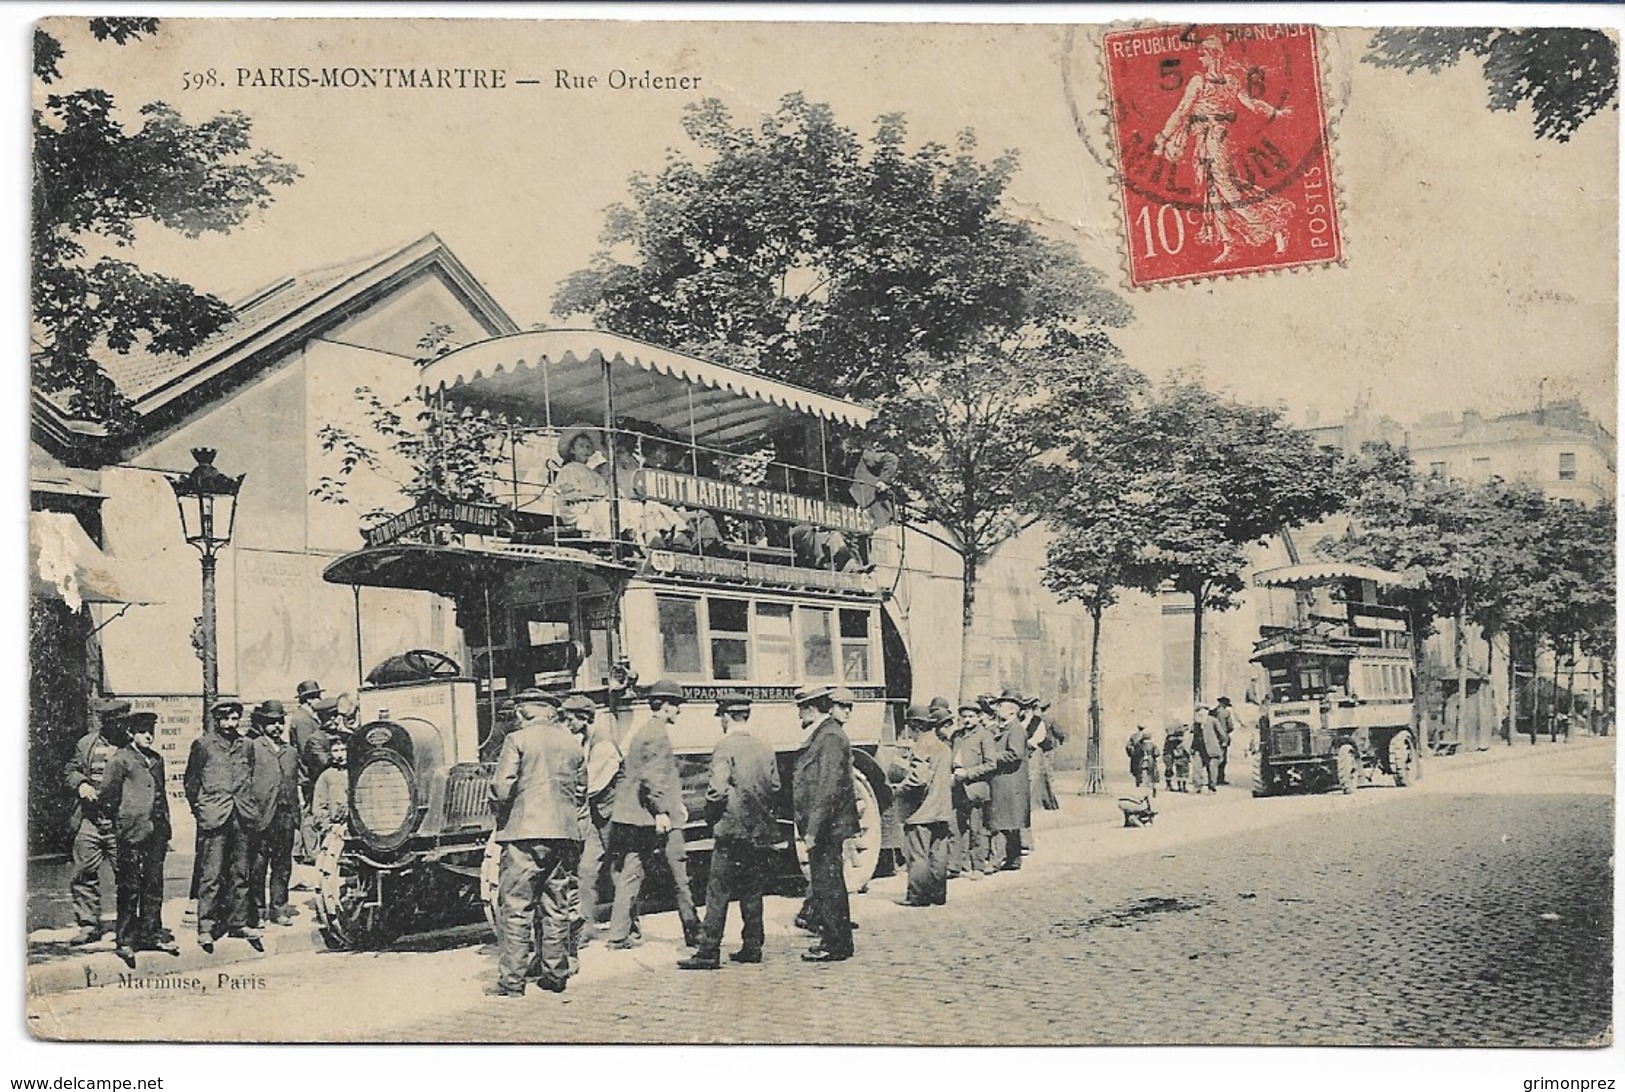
[1103,24,1343,287]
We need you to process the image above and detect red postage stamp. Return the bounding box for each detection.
[1103,24,1342,287]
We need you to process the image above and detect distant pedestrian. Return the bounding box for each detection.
[1213,697,1237,785]
[887,704,954,907]
[63,697,131,946]
[988,689,1032,870]
[487,688,585,997]
[245,700,300,928]
[951,699,998,878]
[793,685,860,962]
[1126,724,1160,795]
[183,698,258,953]
[95,711,179,965]
[1191,704,1224,794]
[605,680,691,950]
[1162,724,1191,793]
[679,694,780,970]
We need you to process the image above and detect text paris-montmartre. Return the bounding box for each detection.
[236,67,508,89]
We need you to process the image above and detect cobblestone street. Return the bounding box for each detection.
[26,741,1612,1047]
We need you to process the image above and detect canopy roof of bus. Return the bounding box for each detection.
[323,542,629,595]
[1252,562,1422,590]
[419,330,873,447]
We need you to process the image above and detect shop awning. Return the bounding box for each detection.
[29,512,157,611]
[1253,562,1422,590]
[419,329,873,447]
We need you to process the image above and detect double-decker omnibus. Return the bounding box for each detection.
[1250,562,1422,797]
[315,330,906,948]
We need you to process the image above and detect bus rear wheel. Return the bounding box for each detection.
[795,770,884,895]
[1335,745,1360,794]
[1387,731,1417,787]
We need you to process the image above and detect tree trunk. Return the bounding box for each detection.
[1191,589,1205,708]
[1086,602,1105,795]
[1454,604,1469,750]
[958,551,979,706]
[1602,654,1613,737]
[1530,632,1542,744]
[1566,636,1578,740]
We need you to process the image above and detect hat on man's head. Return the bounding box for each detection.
[645,679,686,704]
[995,687,1025,706]
[795,685,832,706]
[93,697,132,720]
[904,703,933,724]
[295,680,323,701]
[715,692,753,714]
[556,424,603,460]
[513,687,561,708]
[828,686,857,706]
[1216,696,1232,706]
[313,697,340,717]
[212,697,244,718]
[927,697,954,723]
[958,699,982,713]
[254,699,287,723]
[560,694,597,717]
[121,711,159,735]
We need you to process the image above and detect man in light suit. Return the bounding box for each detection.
[488,688,585,997]
[794,685,860,962]
[605,679,689,950]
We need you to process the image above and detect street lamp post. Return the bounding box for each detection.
[165,448,245,724]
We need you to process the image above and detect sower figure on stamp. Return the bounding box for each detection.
[604,679,689,951]
[64,697,131,945]
[487,688,585,997]
[888,703,954,907]
[246,700,300,928]
[951,699,998,878]
[184,698,259,954]
[679,694,780,970]
[794,685,860,962]
[95,711,180,966]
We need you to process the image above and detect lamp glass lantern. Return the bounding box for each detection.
[167,447,245,557]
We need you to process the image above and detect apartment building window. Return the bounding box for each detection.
[1427,461,1447,480]
[1558,452,1577,481]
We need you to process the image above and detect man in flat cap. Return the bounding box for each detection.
[96,711,179,964]
[888,703,955,907]
[246,700,300,928]
[680,694,780,970]
[605,679,692,950]
[184,698,258,953]
[488,688,584,996]
[988,688,1032,871]
[793,685,859,962]
[563,694,618,946]
[63,696,131,945]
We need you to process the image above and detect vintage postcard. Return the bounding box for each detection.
[20,9,1616,1070]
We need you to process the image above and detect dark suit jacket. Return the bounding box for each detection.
[96,745,171,845]
[183,730,255,832]
[987,719,1031,832]
[247,735,301,831]
[609,717,682,827]
[888,730,954,825]
[794,717,859,848]
[706,729,780,844]
[64,729,121,831]
[490,718,586,842]
[952,723,998,805]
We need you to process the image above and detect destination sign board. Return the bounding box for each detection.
[363,495,505,547]
[646,550,873,594]
[633,470,871,534]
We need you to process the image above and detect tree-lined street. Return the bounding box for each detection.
[30,740,1611,1046]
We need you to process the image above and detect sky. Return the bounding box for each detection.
[27,11,1620,429]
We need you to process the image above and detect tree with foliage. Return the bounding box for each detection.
[33,18,299,425]
[1040,364,1171,792]
[553,93,1128,403]
[312,325,509,525]
[1139,378,1346,708]
[1365,28,1617,142]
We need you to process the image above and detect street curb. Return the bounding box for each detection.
[27,897,330,1000]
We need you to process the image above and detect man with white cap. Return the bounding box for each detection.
[793,685,859,962]
[487,687,584,997]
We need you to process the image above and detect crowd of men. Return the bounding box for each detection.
[63,679,355,966]
[486,681,1061,997]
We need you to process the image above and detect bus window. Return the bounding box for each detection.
[839,608,872,682]
[756,602,794,683]
[657,595,703,676]
[709,598,751,681]
[799,607,836,679]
